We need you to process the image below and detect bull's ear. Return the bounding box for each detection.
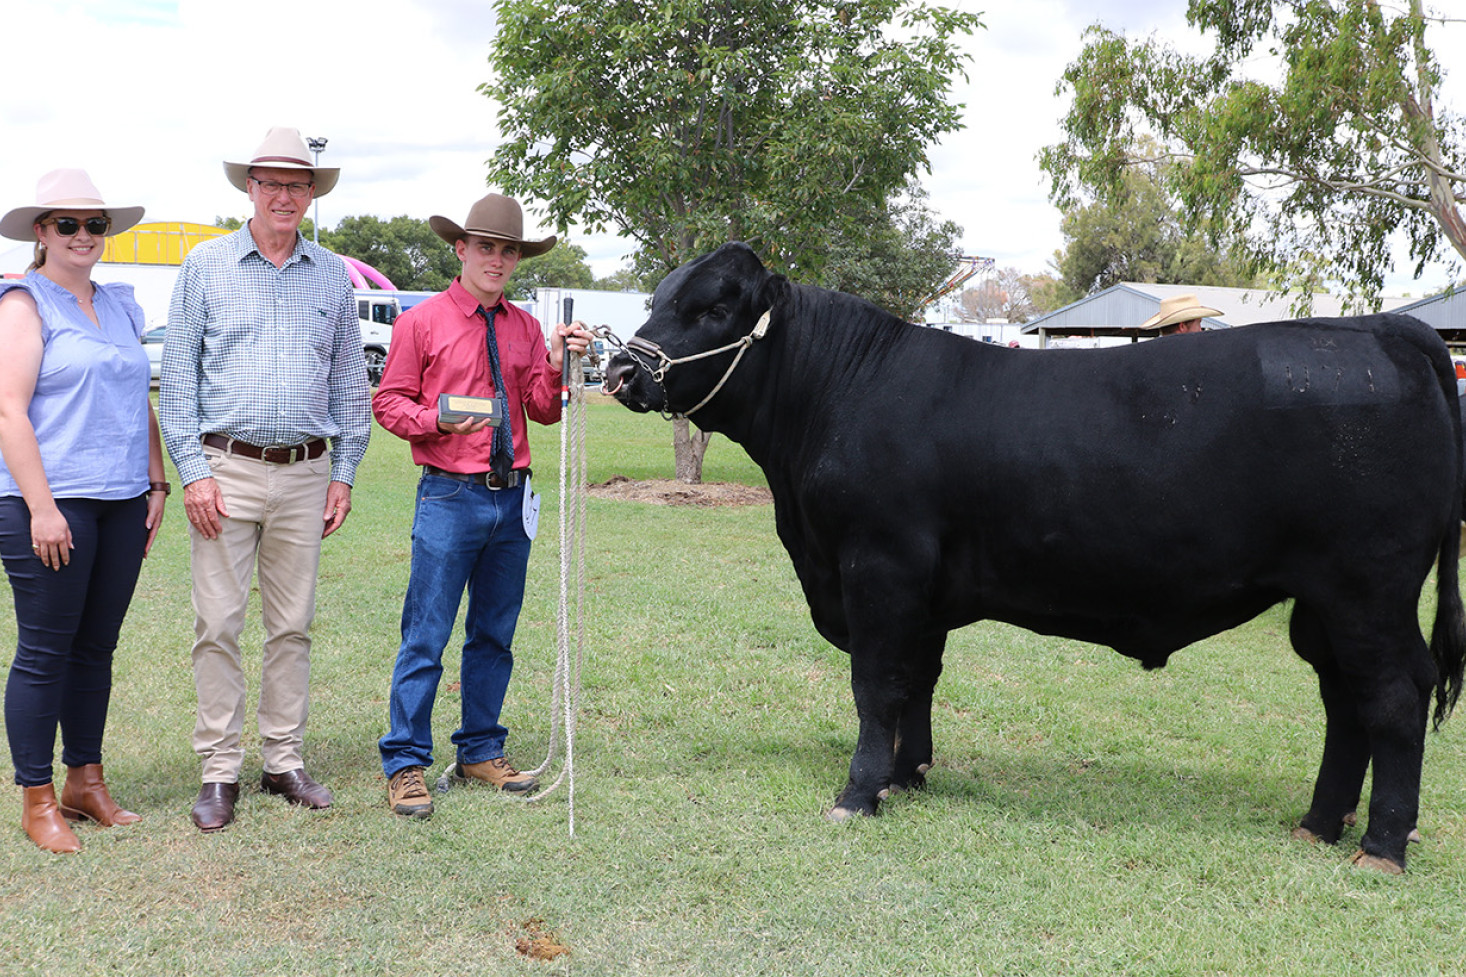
[753,273,789,322]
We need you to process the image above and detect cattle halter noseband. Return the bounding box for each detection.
[621,309,772,417]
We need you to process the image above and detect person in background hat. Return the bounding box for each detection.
[0,169,167,853]
[159,128,370,833]
[373,193,593,819]
[1139,294,1223,337]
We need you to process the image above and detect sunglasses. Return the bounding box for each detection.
[41,216,113,237]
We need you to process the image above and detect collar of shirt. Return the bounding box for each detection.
[232,223,314,269]
[446,278,505,322]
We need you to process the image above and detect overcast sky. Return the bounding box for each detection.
[1,1,1460,299]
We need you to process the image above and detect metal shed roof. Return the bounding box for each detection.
[1021,282,1420,345]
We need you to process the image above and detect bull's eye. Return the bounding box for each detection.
[704,305,727,321]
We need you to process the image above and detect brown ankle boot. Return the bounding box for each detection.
[59,764,141,827]
[21,784,81,853]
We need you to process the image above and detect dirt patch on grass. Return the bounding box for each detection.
[585,475,772,507]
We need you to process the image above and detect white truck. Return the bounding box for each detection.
[356,291,401,386]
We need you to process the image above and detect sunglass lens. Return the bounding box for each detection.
[54,218,80,235]
[85,218,110,235]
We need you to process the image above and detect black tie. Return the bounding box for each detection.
[477,304,514,479]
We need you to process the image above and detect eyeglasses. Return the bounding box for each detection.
[41,216,112,237]
[250,177,314,198]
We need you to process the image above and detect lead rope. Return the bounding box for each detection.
[516,338,589,832]
[431,345,589,837]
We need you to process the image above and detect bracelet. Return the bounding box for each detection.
[149,481,171,496]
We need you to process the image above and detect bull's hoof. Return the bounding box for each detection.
[1349,849,1405,875]
[1291,826,1324,845]
[827,787,883,822]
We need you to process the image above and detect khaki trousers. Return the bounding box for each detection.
[189,444,331,783]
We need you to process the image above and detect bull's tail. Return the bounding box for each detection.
[1431,334,1466,729]
[1431,534,1466,729]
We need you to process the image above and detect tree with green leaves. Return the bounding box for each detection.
[816,181,963,321]
[484,0,981,480]
[1040,0,1465,303]
[1052,151,1262,297]
[506,239,596,299]
[485,1,979,278]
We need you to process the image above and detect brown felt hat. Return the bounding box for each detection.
[429,193,557,257]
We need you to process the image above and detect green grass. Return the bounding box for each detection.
[2,398,1465,976]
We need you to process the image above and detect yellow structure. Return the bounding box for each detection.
[102,221,229,266]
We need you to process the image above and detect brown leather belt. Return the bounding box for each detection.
[422,464,528,489]
[202,433,328,464]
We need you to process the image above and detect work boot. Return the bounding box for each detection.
[453,757,537,793]
[21,784,81,853]
[387,767,433,819]
[60,763,141,826]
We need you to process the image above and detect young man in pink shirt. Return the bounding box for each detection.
[373,193,592,819]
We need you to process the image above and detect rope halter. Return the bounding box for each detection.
[620,309,772,417]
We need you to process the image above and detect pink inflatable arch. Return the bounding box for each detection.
[338,254,398,291]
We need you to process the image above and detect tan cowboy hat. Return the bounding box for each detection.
[223,127,340,197]
[429,193,557,257]
[0,168,145,241]
[1140,293,1223,330]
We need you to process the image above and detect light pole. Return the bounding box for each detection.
[306,136,328,243]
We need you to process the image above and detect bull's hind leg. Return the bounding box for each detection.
[1297,603,1435,871]
[890,632,947,793]
[1290,603,1368,845]
[1351,640,1432,872]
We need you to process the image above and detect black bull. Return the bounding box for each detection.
[605,242,1466,871]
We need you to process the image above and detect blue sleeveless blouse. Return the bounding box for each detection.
[0,271,150,499]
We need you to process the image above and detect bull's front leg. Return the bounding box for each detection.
[890,632,946,793]
[829,647,909,821]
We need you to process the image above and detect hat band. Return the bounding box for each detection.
[251,155,313,168]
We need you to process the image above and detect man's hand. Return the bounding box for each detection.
[322,480,352,538]
[183,477,229,539]
[436,415,495,436]
[549,321,596,374]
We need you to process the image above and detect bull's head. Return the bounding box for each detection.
[605,243,787,417]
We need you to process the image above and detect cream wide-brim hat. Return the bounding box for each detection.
[223,126,340,197]
[1140,293,1223,330]
[0,168,145,242]
[429,193,557,258]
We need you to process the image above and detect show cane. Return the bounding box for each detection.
[561,297,575,407]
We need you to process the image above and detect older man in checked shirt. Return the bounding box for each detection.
[160,128,371,833]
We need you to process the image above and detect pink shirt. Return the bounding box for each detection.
[372,278,561,472]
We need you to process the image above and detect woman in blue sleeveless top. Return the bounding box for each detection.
[0,170,167,853]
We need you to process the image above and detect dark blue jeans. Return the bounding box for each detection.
[1,495,148,786]
[379,474,533,779]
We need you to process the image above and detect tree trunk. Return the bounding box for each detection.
[673,416,713,484]
[1405,0,1466,264]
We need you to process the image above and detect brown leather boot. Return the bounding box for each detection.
[59,764,141,827]
[21,784,81,853]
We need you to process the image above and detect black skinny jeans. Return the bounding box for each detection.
[0,495,147,786]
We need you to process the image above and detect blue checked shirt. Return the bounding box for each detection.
[159,225,371,486]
